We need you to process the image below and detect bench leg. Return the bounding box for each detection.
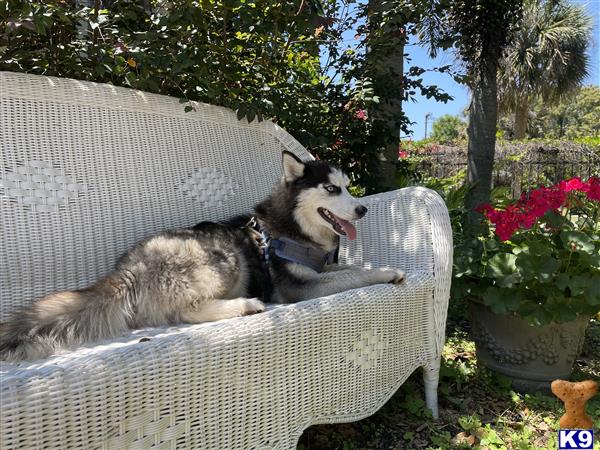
[423,357,440,419]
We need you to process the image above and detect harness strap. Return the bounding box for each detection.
[244,216,335,274]
[270,237,335,273]
[242,217,273,301]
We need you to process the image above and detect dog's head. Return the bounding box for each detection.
[282,151,367,242]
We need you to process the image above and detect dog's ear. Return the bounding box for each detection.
[282,151,305,182]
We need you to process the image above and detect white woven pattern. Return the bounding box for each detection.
[0,72,452,449]
[180,167,236,205]
[0,160,88,211]
[345,329,390,370]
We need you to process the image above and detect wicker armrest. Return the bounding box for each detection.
[339,186,453,354]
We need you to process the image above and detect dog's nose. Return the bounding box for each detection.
[355,205,368,218]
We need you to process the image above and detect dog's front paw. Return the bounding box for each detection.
[241,298,266,316]
[373,268,406,285]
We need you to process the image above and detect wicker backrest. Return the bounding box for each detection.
[0,72,311,321]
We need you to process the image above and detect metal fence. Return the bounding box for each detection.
[414,142,600,198]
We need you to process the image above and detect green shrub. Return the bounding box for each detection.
[0,0,325,135]
[455,177,600,325]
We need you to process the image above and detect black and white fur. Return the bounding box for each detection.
[0,151,404,361]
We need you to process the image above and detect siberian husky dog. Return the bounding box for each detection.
[0,151,405,361]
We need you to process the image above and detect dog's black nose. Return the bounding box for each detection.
[355,205,368,218]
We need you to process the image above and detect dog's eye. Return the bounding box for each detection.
[324,185,340,193]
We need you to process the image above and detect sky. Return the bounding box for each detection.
[403,0,600,140]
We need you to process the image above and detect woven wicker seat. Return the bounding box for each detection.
[0,71,452,450]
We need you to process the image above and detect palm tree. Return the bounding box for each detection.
[498,0,593,139]
[419,0,524,218]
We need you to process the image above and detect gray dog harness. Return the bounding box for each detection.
[269,237,335,273]
[245,217,335,273]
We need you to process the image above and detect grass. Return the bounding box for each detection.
[298,303,600,450]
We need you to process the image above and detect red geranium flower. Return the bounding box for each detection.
[479,186,558,240]
[585,176,600,201]
[476,176,598,241]
[559,177,586,193]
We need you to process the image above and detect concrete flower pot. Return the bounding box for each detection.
[469,301,589,393]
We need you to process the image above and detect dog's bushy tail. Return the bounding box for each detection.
[0,278,135,362]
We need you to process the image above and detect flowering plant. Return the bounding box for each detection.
[454,177,600,326]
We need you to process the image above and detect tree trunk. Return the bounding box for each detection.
[367,0,405,192]
[465,58,499,216]
[375,40,405,192]
[513,98,528,139]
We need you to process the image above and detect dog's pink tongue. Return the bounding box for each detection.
[337,217,357,240]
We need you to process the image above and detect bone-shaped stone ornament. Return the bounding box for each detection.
[551,379,598,429]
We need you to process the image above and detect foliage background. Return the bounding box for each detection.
[0,0,454,192]
[1,0,328,143]
[527,86,600,139]
[429,114,467,144]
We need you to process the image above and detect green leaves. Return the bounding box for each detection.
[486,252,516,276]
[453,237,484,278]
[560,231,596,254]
[584,275,600,305]
[0,0,323,144]
[486,252,519,287]
[516,253,560,282]
[556,274,587,296]
[483,287,519,314]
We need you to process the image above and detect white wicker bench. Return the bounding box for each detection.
[0,71,452,450]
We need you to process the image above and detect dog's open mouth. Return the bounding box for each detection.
[317,207,357,240]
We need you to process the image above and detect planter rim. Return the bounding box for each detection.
[467,298,592,326]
